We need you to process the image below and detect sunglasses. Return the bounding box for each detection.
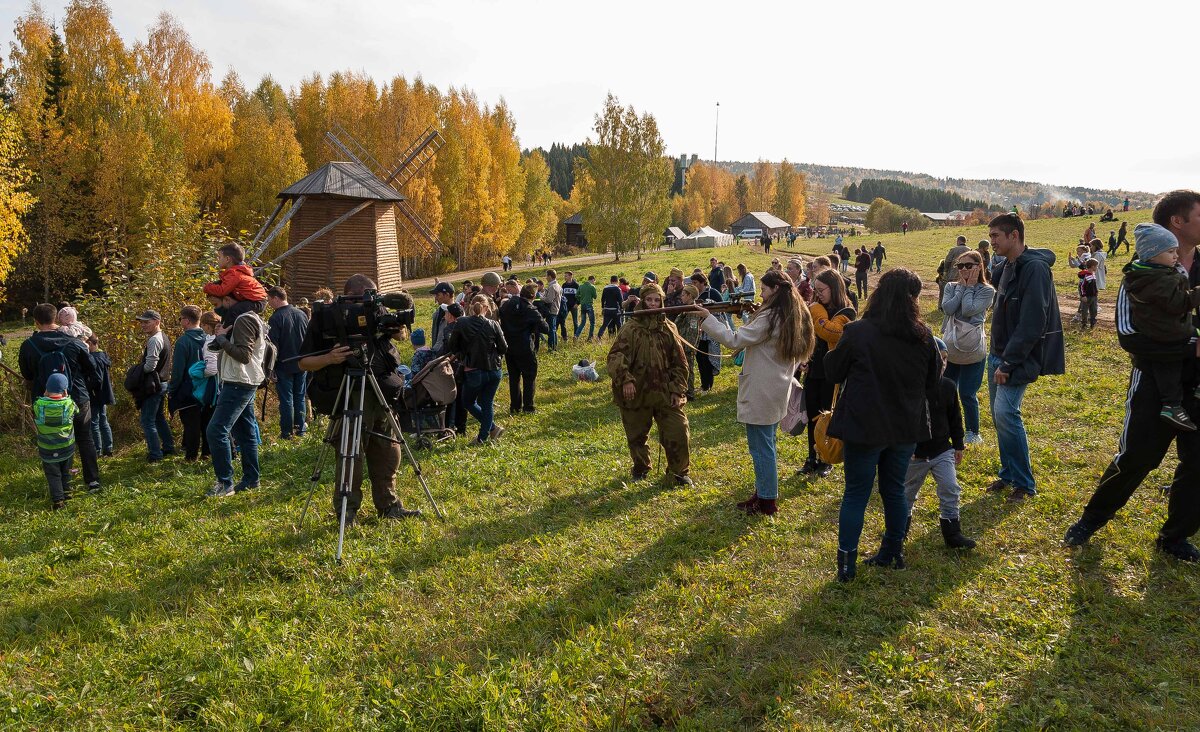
[956,263,978,270]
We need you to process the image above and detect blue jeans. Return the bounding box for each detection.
[745,423,779,499]
[547,314,559,349]
[206,383,261,490]
[575,305,595,339]
[140,393,175,460]
[943,358,986,434]
[275,370,307,437]
[987,355,1036,494]
[462,369,502,442]
[838,441,916,551]
[91,403,113,452]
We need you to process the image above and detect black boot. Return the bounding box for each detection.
[799,455,819,475]
[902,513,912,541]
[837,548,857,582]
[940,518,976,549]
[863,538,906,569]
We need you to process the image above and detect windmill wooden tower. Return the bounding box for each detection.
[250,123,445,294]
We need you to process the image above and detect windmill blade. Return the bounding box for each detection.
[324,122,386,178]
[386,126,445,188]
[247,200,285,251]
[249,197,306,263]
[394,199,442,253]
[253,199,374,274]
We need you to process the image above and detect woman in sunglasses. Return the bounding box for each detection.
[940,250,995,445]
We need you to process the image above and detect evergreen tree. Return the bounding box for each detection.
[42,27,68,118]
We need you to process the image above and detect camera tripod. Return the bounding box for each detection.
[299,362,445,562]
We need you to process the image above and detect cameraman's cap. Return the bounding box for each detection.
[135,309,162,322]
[429,282,455,295]
[481,271,503,287]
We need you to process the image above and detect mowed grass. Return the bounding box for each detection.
[4,209,1199,730]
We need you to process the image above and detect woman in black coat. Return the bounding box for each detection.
[825,268,940,581]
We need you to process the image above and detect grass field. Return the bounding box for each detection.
[5,208,1199,730]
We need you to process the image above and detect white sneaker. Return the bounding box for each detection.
[964,431,984,445]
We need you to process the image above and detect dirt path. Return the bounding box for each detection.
[400,247,671,293]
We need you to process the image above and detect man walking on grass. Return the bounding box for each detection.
[1065,190,1200,561]
[986,213,1064,503]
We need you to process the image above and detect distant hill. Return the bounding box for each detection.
[716,161,1157,210]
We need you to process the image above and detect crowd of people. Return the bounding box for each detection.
[17,192,1200,576]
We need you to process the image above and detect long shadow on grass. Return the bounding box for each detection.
[994,546,1200,729]
[653,494,1022,728]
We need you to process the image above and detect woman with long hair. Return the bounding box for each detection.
[825,268,940,581]
[736,263,756,323]
[941,249,994,444]
[696,270,815,514]
[801,269,856,477]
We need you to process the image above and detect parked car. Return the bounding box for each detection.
[736,228,763,240]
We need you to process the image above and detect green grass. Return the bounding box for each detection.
[4,209,1199,730]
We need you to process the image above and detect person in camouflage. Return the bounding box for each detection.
[607,283,693,485]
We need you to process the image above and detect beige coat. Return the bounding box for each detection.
[701,313,799,425]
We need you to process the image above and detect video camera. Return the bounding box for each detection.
[311,289,415,351]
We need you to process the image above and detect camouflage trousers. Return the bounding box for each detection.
[331,394,402,517]
[619,403,691,478]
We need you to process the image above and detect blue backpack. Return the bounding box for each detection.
[29,339,75,398]
[188,360,217,407]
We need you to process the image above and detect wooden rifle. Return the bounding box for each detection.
[625,299,760,318]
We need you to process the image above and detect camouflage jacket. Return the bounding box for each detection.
[673,312,702,348]
[607,313,689,408]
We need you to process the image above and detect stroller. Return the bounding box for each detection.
[394,354,458,448]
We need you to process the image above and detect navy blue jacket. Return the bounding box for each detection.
[18,330,95,405]
[990,247,1065,386]
[268,304,310,375]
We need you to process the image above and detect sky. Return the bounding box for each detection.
[4,0,1197,194]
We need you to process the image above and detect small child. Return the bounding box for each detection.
[34,373,77,510]
[1077,259,1099,331]
[1119,223,1200,430]
[903,338,975,549]
[202,243,267,326]
[85,334,115,457]
[409,328,434,378]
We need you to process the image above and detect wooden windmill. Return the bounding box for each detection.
[249,122,445,294]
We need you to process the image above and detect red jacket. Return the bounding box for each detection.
[203,264,267,302]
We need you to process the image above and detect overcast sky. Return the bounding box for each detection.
[5,0,1196,193]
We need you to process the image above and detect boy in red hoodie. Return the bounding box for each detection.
[203,243,267,326]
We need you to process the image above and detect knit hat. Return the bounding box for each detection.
[410,328,426,346]
[481,272,503,287]
[636,282,665,308]
[1135,223,1179,261]
[669,267,683,279]
[46,372,69,394]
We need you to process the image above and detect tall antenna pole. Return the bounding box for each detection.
[714,101,720,161]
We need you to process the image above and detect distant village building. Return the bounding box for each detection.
[664,226,687,247]
[921,211,968,227]
[675,226,735,250]
[563,212,586,247]
[730,211,791,238]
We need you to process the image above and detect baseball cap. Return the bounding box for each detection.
[430,282,455,295]
[135,310,162,322]
[644,271,658,282]
[46,372,69,394]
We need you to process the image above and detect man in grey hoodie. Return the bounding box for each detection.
[985,213,1064,503]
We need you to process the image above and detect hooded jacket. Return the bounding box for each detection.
[168,327,207,411]
[606,295,688,409]
[447,314,508,371]
[989,247,1065,386]
[202,264,268,302]
[498,296,549,357]
[1121,260,1200,343]
[18,329,96,405]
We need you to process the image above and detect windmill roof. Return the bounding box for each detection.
[278,161,405,202]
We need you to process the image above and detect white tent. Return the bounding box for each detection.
[676,226,735,249]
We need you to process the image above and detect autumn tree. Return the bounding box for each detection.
[773,159,807,226]
[516,150,560,256]
[578,94,672,260]
[733,174,749,215]
[0,103,35,304]
[748,159,776,212]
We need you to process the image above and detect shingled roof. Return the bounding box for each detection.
[278,161,405,202]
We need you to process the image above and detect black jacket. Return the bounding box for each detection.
[268,304,309,375]
[88,351,115,406]
[914,375,965,459]
[18,330,96,404]
[990,247,1065,386]
[499,296,549,356]
[601,284,624,313]
[448,315,508,371]
[824,319,939,446]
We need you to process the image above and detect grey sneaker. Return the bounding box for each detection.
[206,483,235,498]
[964,431,984,445]
[489,424,505,441]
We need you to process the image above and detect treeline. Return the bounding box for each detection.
[0,1,565,312]
[527,142,589,199]
[844,179,997,213]
[671,160,821,234]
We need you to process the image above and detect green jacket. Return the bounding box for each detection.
[577,280,597,308]
[1123,260,1200,342]
[607,310,688,408]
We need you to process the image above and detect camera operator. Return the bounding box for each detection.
[298,274,421,525]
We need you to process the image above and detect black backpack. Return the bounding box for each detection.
[29,338,75,398]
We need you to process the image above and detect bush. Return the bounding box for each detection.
[865,198,929,234]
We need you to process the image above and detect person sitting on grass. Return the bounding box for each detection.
[34,373,77,511]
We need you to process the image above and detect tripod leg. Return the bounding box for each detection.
[366,372,445,520]
[298,377,348,531]
[335,374,368,563]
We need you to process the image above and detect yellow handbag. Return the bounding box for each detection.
[811,384,844,465]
